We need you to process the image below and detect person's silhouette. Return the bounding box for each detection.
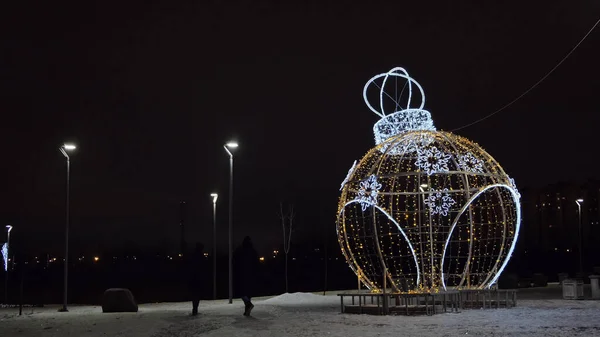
[188,242,205,315]
[234,236,259,316]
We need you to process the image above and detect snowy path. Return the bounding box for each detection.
[2,293,600,336]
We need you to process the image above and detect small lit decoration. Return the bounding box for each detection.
[415,146,452,175]
[458,152,485,173]
[1,243,7,272]
[424,189,456,216]
[340,160,358,190]
[356,175,382,211]
[337,67,521,293]
[508,177,521,200]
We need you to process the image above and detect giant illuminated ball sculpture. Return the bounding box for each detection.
[337,67,521,293]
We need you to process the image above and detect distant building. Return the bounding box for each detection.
[520,180,600,273]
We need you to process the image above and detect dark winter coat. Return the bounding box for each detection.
[233,237,260,297]
[188,248,206,292]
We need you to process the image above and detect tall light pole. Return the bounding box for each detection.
[59,143,76,312]
[575,198,584,273]
[4,225,12,304]
[223,141,238,304]
[210,193,218,300]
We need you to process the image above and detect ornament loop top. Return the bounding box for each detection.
[365,67,436,149]
[363,67,426,117]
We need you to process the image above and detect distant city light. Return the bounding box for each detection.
[94,256,99,262]
[259,257,265,262]
[203,252,209,257]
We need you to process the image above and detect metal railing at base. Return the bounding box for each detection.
[338,289,517,315]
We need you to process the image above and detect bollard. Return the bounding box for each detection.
[590,275,600,300]
[562,279,584,300]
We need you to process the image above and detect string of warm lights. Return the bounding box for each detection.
[336,67,521,294]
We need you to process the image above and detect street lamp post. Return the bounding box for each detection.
[210,193,218,300]
[223,141,238,304]
[59,143,76,312]
[575,198,584,273]
[4,225,12,304]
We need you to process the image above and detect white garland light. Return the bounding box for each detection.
[424,189,456,216]
[415,146,452,175]
[1,243,7,272]
[440,184,522,290]
[356,175,382,211]
[340,160,358,191]
[508,177,521,200]
[458,152,484,173]
[363,67,436,153]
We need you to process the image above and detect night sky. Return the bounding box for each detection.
[1,1,599,255]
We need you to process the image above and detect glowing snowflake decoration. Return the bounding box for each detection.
[1,243,7,272]
[340,160,358,191]
[458,152,484,173]
[424,189,456,216]
[508,177,521,200]
[415,146,452,175]
[356,175,382,211]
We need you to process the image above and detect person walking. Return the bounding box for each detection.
[188,242,205,316]
[234,236,259,316]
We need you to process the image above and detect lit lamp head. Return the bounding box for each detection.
[576,198,584,206]
[60,143,77,158]
[223,141,239,156]
[210,193,218,204]
[5,225,12,233]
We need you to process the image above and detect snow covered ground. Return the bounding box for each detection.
[2,291,600,336]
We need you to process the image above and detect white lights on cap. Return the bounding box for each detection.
[364,67,436,154]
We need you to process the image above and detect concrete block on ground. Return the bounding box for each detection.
[102,288,138,313]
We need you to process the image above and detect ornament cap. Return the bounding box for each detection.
[364,67,436,145]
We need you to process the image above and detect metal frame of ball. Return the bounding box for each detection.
[336,130,521,292]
